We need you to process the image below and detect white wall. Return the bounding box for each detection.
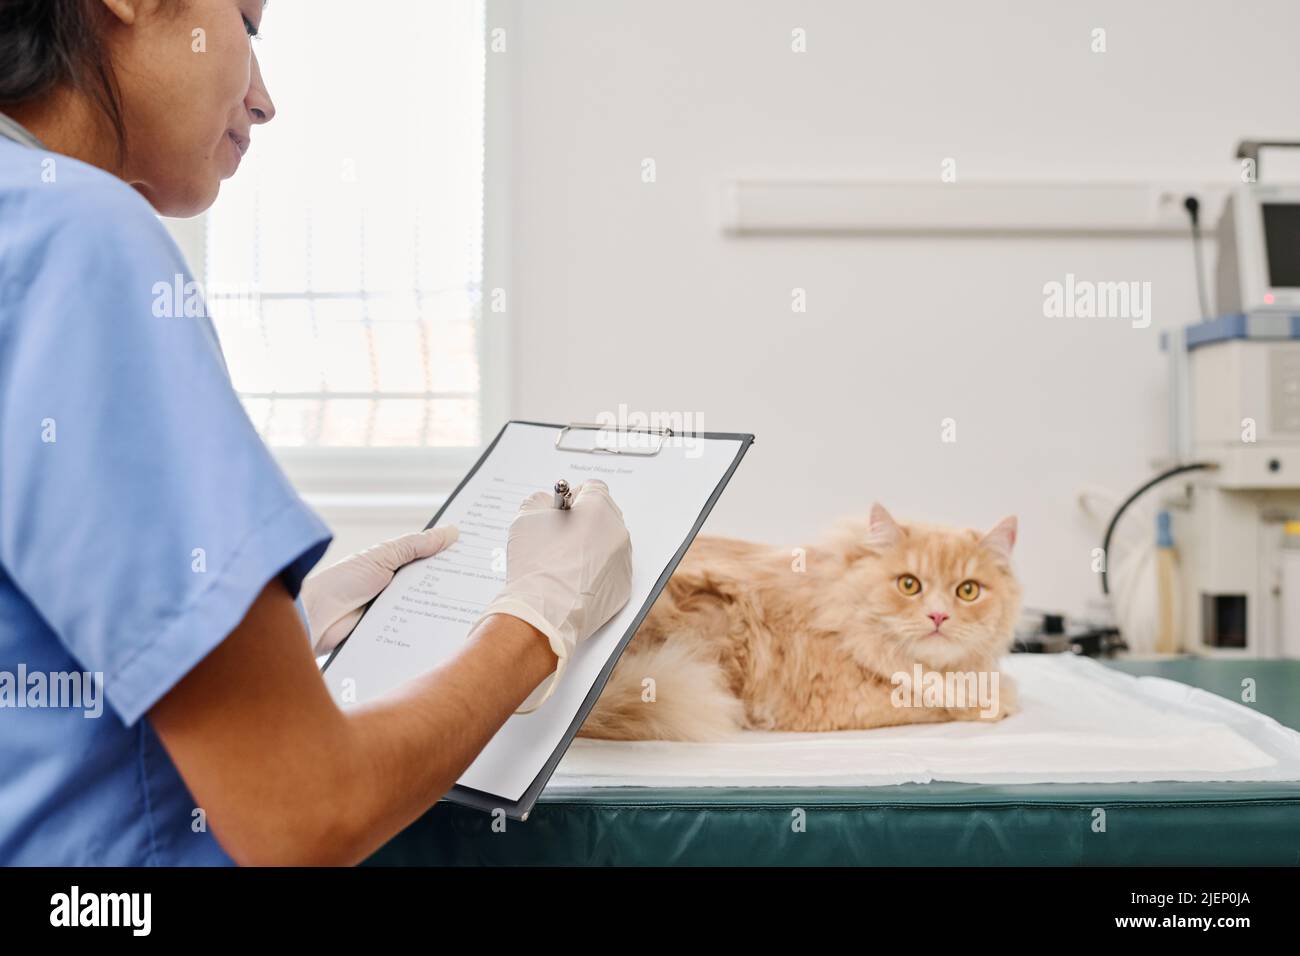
[498,0,1300,617]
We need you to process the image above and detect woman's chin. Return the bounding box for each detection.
[136,176,221,219]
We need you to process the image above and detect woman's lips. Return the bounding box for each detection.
[224,130,249,172]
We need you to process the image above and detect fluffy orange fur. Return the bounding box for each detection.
[578,504,1023,741]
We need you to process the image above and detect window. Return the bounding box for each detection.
[205,0,488,454]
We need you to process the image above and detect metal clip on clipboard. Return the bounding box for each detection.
[554,422,674,457]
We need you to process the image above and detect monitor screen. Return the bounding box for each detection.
[1262,202,1300,288]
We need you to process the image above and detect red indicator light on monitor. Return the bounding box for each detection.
[1265,293,1276,304]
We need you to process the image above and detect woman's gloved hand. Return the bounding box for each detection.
[302,526,460,656]
[477,480,633,714]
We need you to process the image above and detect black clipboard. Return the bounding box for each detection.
[321,419,754,820]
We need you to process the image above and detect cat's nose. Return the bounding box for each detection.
[928,612,949,629]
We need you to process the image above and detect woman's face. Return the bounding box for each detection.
[105,0,275,217]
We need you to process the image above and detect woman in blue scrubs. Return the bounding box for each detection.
[0,0,632,865]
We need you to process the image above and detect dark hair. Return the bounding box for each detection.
[0,0,131,151]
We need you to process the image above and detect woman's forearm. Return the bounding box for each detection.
[336,614,558,861]
[151,584,559,866]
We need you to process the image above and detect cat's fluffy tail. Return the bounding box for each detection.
[578,640,745,741]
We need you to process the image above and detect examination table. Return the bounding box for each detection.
[365,659,1300,866]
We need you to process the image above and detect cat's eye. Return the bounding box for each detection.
[897,575,922,596]
[956,580,981,602]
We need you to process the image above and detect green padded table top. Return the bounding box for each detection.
[366,658,1300,866]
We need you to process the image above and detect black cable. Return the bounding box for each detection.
[1184,195,1211,321]
[1100,462,1213,596]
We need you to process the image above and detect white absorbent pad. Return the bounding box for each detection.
[550,654,1300,788]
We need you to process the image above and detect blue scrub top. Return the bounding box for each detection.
[0,137,333,864]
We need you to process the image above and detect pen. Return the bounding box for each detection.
[554,479,573,510]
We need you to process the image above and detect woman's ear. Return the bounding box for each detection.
[99,0,141,26]
[979,516,1018,562]
[866,503,903,550]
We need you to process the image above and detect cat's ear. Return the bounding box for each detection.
[866,503,903,550]
[979,516,1018,562]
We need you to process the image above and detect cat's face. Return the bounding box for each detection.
[827,505,1022,670]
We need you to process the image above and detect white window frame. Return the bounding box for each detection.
[164,0,512,500]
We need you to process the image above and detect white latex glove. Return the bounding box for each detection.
[476,479,633,714]
[302,526,460,656]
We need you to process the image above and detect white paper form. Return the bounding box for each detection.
[322,422,747,803]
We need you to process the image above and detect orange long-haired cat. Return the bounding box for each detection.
[579,504,1022,740]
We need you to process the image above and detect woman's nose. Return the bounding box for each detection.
[246,52,276,125]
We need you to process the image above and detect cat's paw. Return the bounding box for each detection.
[948,673,1017,722]
[993,674,1019,719]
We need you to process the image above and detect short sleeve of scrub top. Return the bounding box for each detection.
[0,139,333,864]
